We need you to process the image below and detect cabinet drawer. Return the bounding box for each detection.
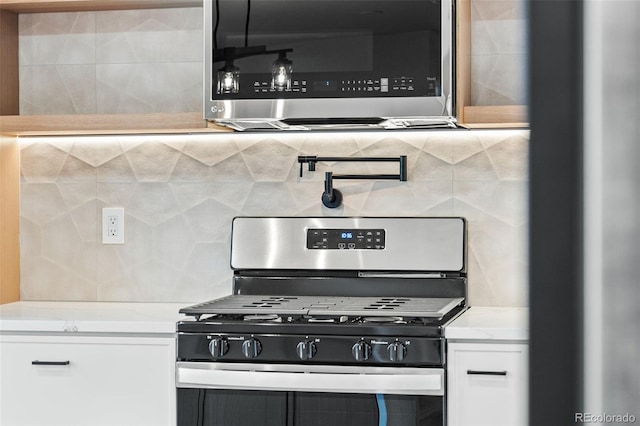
[447,342,528,426]
[0,334,175,426]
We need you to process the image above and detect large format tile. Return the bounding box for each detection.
[471,54,527,105]
[471,1,527,55]
[21,257,97,301]
[21,184,69,226]
[21,143,69,183]
[19,12,96,66]
[453,130,529,181]
[96,63,201,113]
[20,65,97,115]
[18,8,203,115]
[19,130,530,306]
[470,0,528,106]
[96,8,202,64]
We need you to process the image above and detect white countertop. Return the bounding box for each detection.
[1,302,529,339]
[445,306,529,341]
[0,301,189,334]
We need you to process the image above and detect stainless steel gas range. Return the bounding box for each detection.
[176,217,467,426]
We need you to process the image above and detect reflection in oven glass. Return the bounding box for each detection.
[178,389,286,426]
[177,389,443,426]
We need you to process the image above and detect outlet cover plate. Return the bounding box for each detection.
[102,207,124,244]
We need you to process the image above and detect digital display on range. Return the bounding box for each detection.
[307,229,385,250]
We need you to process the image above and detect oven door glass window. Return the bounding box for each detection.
[177,389,443,426]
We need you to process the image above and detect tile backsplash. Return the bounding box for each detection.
[16,3,529,305]
[19,8,202,114]
[20,129,529,306]
[471,0,528,106]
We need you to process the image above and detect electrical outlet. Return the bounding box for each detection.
[102,207,124,244]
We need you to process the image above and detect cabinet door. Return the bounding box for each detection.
[0,334,175,426]
[447,342,527,426]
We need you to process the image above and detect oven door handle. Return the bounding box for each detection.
[176,362,444,396]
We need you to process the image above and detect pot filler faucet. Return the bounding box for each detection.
[297,155,408,208]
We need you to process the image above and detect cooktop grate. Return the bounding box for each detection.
[180,295,464,320]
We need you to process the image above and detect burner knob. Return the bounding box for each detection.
[387,342,407,362]
[351,341,372,361]
[296,340,317,360]
[208,337,229,358]
[242,338,262,358]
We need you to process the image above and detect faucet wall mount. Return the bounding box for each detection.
[297,155,408,208]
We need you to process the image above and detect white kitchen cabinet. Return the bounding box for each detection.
[447,341,528,426]
[0,333,176,426]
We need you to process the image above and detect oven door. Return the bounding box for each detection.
[176,362,445,426]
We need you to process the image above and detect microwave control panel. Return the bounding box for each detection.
[247,75,437,97]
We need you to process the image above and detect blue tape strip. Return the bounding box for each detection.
[376,393,387,426]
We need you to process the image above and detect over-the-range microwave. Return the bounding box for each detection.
[204,0,455,131]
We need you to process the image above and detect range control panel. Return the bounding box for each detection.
[177,332,443,366]
[306,229,386,250]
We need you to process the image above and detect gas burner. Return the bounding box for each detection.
[243,314,283,322]
[242,296,298,309]
[363,298,410,311]
[361,316,406,324]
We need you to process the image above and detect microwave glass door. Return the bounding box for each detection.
[208,0,443,100]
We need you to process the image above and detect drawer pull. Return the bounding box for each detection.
[31,360,71,366]
[466,370,507,376]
